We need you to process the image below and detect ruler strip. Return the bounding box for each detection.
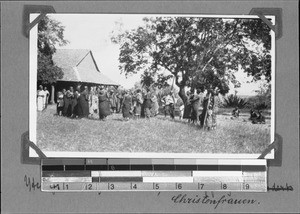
[143,177,194,183]
[41,181,266,192]
[42,171,91,177]
[41,159,267,192]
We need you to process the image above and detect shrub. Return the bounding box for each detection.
[254,102,269,110]
[223,94,248,108]
[247,96,271,110]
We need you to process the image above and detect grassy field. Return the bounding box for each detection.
[37,105,271,154]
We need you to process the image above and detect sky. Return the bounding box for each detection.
[49,14,268,96]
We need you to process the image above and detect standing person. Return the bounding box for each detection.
[150,91,159,117]
[56,89,65,116]
[37,85,46,111]
[89,87,98,118]
[73,86,81,118]
[78,86,89,118]
[183,90,192,122]
[82,86,90,117]
[134,89,143,119]
[116,91,122,113]
[122,90,132,121]
[68,86,76,117]
[109,90,117,113]
[143,89,152,119]
[190,89,203,125]
[161,91,175,119]
[44,86,50,109]
[63,87,72,116]
[98,86,111,120]
[201,87,220,130]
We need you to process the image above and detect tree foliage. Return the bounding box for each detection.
[37,16,68,84]
[111,16,271,103]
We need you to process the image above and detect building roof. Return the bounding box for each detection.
[52,49,119,86]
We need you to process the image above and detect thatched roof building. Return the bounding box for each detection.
[46,49,118,103]
[53,49,118,86]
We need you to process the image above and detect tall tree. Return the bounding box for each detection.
[37,16,68,84]
[111,17,271,103]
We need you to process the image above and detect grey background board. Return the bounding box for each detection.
[1,1,299,213]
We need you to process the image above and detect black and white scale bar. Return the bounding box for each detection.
[42,165,266,171]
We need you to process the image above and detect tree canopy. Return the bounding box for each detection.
[37,16,68,85]
[111,16,272,103]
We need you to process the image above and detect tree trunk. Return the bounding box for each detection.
[50,85,55,104]
[178,86,188,105]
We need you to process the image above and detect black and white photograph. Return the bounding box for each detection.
[30,14,275,158]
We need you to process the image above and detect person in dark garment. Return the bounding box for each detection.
[134,89,143,119]
[122,90,132,121]
[72,86,81,118]
[190,89,202,125]
[183,90,193,122]
[98,86,111,120]
[116,92,122,113]
[109,90,117,113]
[63,86,75,117]
[77,86,89,118]
[252,110,266,124]
[249,109,258,122]
[143,90,152,119]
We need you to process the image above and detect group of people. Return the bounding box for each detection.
[54,85,164,121]
[114,88,162,121]
[56,86,90,118]
[182,87,220,130]
[49,84,221,130]
[40,83,267,129]
[232,107,266,124]
[37,85,50,111]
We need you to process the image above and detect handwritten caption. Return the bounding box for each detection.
[171,192,259,209]
[24,175,41,192]
[267,183,293,192]
[170,183,294,209]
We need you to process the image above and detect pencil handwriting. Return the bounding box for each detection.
[267,183,293,192]
[171,192,259,209]
[24,175,41,192]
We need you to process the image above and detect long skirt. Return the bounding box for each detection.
[122,103,131,118]
[70,98,77,116]
[99,100,110,119]
[78,96,89,117]
[164,104,175,119]
[183,104,192,119]
[82,99,89,117]
[190,104,199,122]
[37,96,45,111]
